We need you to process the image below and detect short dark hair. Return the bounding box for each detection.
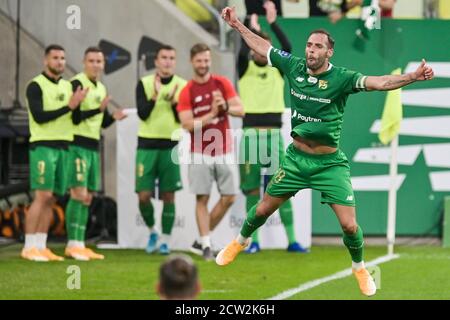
[84,46,103,56]
[45,44,65,56]
[308,29,335,49]
[155,44,176,59]
[159,255,198,299]
[190,43,210,59]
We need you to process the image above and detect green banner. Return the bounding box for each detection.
[261,17,450,235]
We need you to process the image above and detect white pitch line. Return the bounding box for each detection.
[267,254,400,300]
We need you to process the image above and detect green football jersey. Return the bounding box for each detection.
[268,47,367,147]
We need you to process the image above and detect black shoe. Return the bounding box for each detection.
[189,240,203,256]
[202,246,214,261]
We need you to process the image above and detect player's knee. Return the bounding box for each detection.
[83,193,93,206]
[255,202,272,218]
[246,189,259,196]
[342,223,358,235]
[138,192,152,204]
[161,192,175,203]
[36,191,54,205]
[70,187,87,202]
[196,195,209,206]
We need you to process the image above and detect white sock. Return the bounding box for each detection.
[236,234,250,246]
[24,234,36,249]
[201,235,211,249]
[352,261,365,270]
[67,240,78,248]
[160,234,170,245]
[76,241,85,248]
[36,233,47,250]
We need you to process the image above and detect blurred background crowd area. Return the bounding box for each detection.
[174,0,450,31]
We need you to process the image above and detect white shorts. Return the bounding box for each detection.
[188,153,238,195]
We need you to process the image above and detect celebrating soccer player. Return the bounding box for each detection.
[237,1,307,254]
[217,6,434,297]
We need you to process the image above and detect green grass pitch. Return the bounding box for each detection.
[1,244,449,300]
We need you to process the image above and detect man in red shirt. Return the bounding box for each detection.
[177,43,244,260]
[379,0,395,18]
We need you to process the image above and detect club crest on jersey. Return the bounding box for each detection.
[307,76,318,84]
[258,72,268,80]
[57,93,66,101]
[274,48,291,58]
[319,80,328,89]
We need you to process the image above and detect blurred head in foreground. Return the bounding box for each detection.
[157,254,201,300]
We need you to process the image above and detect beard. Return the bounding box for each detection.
[89,69,102,78]
[306,56,326,71]
[48,65,63,76]
[194,66,209,77]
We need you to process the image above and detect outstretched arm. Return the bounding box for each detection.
[365,59,434,91]
[222,6,271,58]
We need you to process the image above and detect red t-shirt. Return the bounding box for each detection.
[381,8,393,18]
[177,75,237,156]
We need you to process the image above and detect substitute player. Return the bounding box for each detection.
[218,6,434,297]
[22,45,87,262]
[238,1,307,254]
[135,45,186,255]
[65,47,127,261]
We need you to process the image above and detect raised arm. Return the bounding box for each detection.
[264,1,292,53]
[365,59,434,91]
[222,6,271,59]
